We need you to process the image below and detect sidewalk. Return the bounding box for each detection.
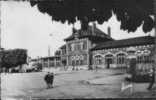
[87,74,126,85]
[86,74,156,97]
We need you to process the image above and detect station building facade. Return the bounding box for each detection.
[59,23,154,70]
[63,24,113,69]
[91,36,154,70]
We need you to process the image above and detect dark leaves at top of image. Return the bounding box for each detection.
[30,0,154,33]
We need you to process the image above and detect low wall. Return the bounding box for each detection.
[66,65,88,70]
[42,67,61,72]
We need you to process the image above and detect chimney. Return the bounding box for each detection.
[92,22,96,34]
[108,26,111,37]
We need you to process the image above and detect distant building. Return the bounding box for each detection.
[31,49,62,69]
[38,56,61,68]
[91,36,154,69]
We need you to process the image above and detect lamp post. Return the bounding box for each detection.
[48,45,50,68]
[48,34,53,68]
[0,1,1,50]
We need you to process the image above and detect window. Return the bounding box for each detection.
[72,60,75,66]
[68,41,87,51]
[68,44,72,51]
[137,55,151,64]
[56,62,60,66]
[76,60,79,65]
[94,55,102,65]
[117,53,126,64]
[77,43,81,50]
[80,59,83,65]
[137,56,142,64]
[83,41,87,50]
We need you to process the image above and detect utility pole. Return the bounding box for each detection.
[0,1,1,50]
[48,45,50,68]
[48,34,52,68]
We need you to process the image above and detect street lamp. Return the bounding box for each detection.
[48,34,53,68]
[48,45,50,68]
[0,1,1,50]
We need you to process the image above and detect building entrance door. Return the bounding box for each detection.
[105,54,113,69]
[106,59,112,69]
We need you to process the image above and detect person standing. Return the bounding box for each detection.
[147,67,155,90]
[49,72,54,88]
[44,72,53,89]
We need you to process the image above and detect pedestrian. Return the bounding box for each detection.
[147,67,155,90]
[44,72,54,89]
[49,72,54,88]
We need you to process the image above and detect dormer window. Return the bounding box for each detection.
[74,32,79,39]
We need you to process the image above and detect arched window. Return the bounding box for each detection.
[76,60,79,65]
[137,55,151,64]
[72,60,75,66]
[117,53,126,64]
[94,55,102,65]
[136,50,151,64]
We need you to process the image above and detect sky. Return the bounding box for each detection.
[1,1,155,59]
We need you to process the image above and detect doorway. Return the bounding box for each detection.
[105,54,113,69]
[106,58,112,69]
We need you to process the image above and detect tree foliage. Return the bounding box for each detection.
[0,49,27,69]
[30,0,154,33]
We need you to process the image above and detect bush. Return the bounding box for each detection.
[0,49,27,69]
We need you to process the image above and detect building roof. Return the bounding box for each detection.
[92,36,155,51]
[40,56,61,61]
[64,25,113,41]
[59,44,66,49]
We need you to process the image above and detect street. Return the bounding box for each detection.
[1,69,156,100]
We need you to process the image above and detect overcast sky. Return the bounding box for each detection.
[1,1,154,59]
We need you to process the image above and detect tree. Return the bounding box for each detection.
[0,49,27,71]
[29,0,154,33]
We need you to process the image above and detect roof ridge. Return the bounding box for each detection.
[97,35,154,45]
[65,25,114,41]
[115,35,154,41]
[92,35,154,50]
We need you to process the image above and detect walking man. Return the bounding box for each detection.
[44,72,54,89]
[147,67,155,90]
[49,72,54,88]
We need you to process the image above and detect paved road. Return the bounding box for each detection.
[1,69,156,99]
